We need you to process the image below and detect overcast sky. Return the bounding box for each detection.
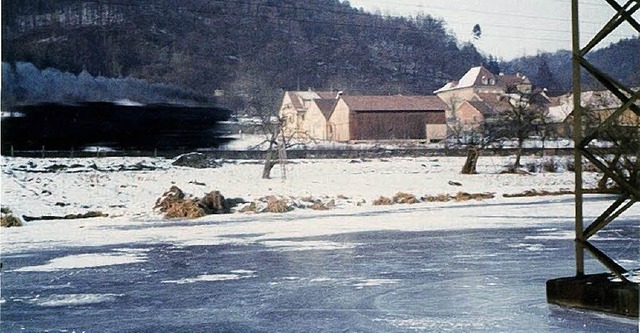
[348,0,639,60]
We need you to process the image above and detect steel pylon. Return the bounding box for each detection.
[571,0,639,281]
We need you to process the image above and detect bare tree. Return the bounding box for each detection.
[493,92,549,168]
[223,66,291,179]
[447,114,501,174]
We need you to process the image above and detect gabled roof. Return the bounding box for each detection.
[498,73,531,89]
[314,99,338,120]
[466,101,498,116]
[474,93,512,112]
[458,66,496,88]
[435,66,532,94]
[341,95,446,112]
[286,90,340,111]
[287,91,304,109]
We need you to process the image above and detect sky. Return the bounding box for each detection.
[348,0,639,60]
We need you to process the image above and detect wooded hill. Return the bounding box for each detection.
[2,0,639,107]
[2,0,485,97]
[502,37,640,96]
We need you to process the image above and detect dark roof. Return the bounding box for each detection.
[287,91,303,109]
[341,95,446,112]
[314,99,338,120]
[474,93,512,112]
[467,101,498,116]
[497,73,531,89]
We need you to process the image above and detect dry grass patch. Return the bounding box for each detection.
[164,200,206,219]
[422,194,451,202]
[454,192,495,201]
[1,208,22,228]
[264,196,292,213]
[310,202,330,210]
[373,196,393,206]
[393,192,420,204]
[503,189,573,198]
[155,186,186,212]
[239,202,258,213]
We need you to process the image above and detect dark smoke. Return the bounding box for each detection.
[1,62,212,108]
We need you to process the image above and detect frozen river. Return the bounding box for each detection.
[2,214,638,332]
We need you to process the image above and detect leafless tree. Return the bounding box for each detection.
[224,66,292,179]
[447,115,502,174]
[493,92,549,168]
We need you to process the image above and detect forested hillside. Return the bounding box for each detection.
[2,0,487,104]
[501,37,640,96]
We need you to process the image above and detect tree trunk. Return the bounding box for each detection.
[514,141,524,167]
[262,148,276,179]
[461,147,480,174]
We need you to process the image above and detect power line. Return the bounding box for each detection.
[83,0,636,42]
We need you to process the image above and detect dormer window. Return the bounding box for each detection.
[489,78,495,85]
[481,76,488,85]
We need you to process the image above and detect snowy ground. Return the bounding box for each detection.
[1,153,634,256]
[1,153,638,331]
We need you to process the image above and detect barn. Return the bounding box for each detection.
[329,95,447,142]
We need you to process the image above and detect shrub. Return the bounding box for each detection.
[422,194,451,202]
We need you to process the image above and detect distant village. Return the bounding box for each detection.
[274,66,639,145]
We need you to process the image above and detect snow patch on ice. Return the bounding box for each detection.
[262,240,357,251]
[28,293,124,307]
[13,252,147,272]
[524,230,574,240]
[162,270,255,284]
[353,278,401,289]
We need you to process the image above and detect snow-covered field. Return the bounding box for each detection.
[0,153,626,255]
